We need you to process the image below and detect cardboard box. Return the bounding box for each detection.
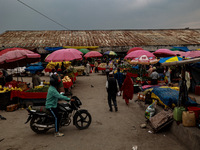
[6,104,18,112]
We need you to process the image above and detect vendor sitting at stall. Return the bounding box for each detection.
[32,70,41,88]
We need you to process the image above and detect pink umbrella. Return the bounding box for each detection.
[173,51,186,56]
[84,51,102,58]
[0,47,41,69]
[45,49,83,62]
[124,50,155,59]
[127,47,144,54]
[183,51,200,58]
[69,48,83,55]
[153,49,176,57]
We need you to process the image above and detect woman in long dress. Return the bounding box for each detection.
[121,74,134,105]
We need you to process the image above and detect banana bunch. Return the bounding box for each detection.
[43,81,50,85]
[0,87,23,93]
[62,76,71,83]
[46,61,71,69]
[34,86,44,89]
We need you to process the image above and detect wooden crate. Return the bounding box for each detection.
[6,104,18,112]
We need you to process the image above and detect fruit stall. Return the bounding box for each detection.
[44,61,71,73]
[98,63,113,71]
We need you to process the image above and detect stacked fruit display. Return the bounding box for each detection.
[62,76,72,83]
[46,61,71,70]
[98,63,113,69]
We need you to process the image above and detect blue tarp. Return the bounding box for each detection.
[25,62,44,74]
[173,46,190,52]
[132,65,139,69]
[45,47,63,52]
[152,87,197,107]
[27,62,43,66]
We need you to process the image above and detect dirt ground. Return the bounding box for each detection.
[0,72,191,150]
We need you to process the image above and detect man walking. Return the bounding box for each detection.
[106,72,119,112]
[150,67,160,85]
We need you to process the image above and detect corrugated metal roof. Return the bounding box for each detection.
[0,29,200,48]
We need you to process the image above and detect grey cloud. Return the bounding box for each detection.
[0,0,200,33]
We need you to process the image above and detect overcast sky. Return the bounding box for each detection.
[0,0,200,34]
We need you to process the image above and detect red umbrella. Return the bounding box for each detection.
[0,48,41,69]
[45,49,83,62]
[153,49,176,57]
[124,50,155,59]
[127,47,144,54]
[84,51,102,58]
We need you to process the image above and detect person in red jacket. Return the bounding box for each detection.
[121,74,134,105]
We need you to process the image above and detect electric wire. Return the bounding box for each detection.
[17,0,70,30]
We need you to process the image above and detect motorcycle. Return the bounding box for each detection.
[25,96,92,134]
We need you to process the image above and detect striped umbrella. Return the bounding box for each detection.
[159,56,183,64]
[103,51,117,56]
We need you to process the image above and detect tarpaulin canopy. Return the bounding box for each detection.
[173,46,190,52]
[25,62,44,74]
[25,65,44,74]
[151,87,197,107]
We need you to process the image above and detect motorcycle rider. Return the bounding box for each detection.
[45,74,74,137]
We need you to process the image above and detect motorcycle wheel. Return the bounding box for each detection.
[73,109,92,130]
[30,116,50,134]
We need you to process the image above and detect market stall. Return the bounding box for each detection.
[74,66,85,76]
[98,63,113,71]
[45,61,71,73]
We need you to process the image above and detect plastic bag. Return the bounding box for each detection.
[117,91,121,96]
[145,101,157,119]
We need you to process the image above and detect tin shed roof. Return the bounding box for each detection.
[0,29,200,48]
